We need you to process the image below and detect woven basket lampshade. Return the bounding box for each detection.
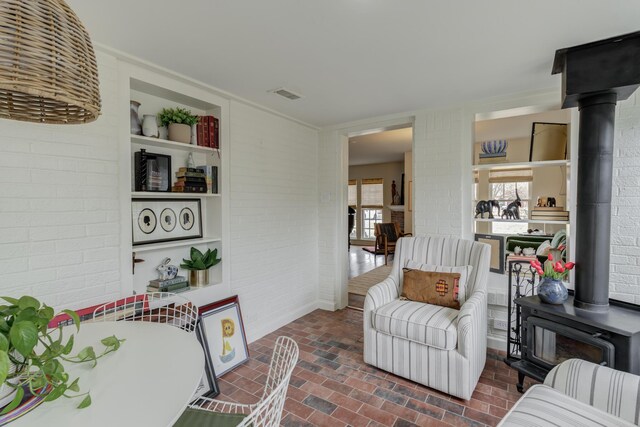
[0,0,101,124]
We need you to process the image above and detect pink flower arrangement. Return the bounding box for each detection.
[530,255,574,280]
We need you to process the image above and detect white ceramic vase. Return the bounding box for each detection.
[142,115,159,138]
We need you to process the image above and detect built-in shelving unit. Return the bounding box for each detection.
[474,218,569,225]
[120,67,230,301]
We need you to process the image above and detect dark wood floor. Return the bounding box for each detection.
[217,308,534,426]
[349,245,383,279]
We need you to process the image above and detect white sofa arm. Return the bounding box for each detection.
[456,290,487,359]
[545,358,640,424]
[363,277,399,330]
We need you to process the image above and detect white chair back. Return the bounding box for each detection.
[91,292,198,333]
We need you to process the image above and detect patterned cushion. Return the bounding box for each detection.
[498,385,635,427]
[404,261,472,305]
[371,299,459,350]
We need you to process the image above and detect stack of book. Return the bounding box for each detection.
[196,116,220,149]
[196,165,218,194]
[172,167,207,193]
[531,206,569,222]
[147,276,190,293]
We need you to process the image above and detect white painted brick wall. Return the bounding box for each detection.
[228,101,319,335]
[611,91,640,303]
[413,109,464,237]
[0,51,121,310]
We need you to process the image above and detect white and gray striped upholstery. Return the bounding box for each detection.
[372,300,459,350]
[499,359,640,426]
[364,236,491,400]
[498,384,636,427]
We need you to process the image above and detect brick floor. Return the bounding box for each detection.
[216,309,536,426]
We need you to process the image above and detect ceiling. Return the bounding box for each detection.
[349,127,412,166]
[67,1,640,127]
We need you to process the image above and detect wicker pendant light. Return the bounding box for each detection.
[0,0,101,124]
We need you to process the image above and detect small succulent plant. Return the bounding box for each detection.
[180,247,221,271]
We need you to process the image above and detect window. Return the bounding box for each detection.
[348,180,357,238]
[361,178,383,240]
[489,169,532,234]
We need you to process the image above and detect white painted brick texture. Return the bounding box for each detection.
[0,52,121,310]
[611,91,640,303]
[228,101,319,334]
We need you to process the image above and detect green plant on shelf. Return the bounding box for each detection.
[180,247,221,271]
[157,107,199,127]
[0,296,124,412]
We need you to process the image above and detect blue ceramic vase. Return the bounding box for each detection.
[538,278,568,304]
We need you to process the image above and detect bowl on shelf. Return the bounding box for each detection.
[481,140,508,155]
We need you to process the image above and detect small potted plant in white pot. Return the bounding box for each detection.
[180,247,221,287]
[158,107,199,144]
[0,296,123,413]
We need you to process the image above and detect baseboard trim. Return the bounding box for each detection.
[246,300,318,344]
[487,335,507,351]
[317,299,336,311]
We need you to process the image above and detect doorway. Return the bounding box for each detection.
[346,124,412,309]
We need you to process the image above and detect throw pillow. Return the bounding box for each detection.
[401,268,462,309]
[404,261,473,305]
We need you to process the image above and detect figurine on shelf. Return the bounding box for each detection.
[391,180,401,205]
[156,257,179,281]
[503,190,522,219]
[475,200,500,219]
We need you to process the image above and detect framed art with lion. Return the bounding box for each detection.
[197,295,249,377]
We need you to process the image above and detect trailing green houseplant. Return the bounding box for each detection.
[180,248,221,287]
[0,296,124,413]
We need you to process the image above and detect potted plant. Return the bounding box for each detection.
[158,107,199,144]
[180,247,221,287]
[530,254,574,305]
[0,296,123,413]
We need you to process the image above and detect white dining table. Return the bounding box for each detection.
[11,321,204,427]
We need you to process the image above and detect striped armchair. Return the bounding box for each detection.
[363,236,491,400]
[500,359,640,426]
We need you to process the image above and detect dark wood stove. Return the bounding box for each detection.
[509,31,640,391]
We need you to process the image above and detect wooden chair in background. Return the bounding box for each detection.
[374,222,412,265]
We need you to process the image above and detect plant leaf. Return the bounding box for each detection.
[192,258,206,270]
[62,334,74,355]
[18,296,40,310]
[101,335,122,350]
[62,309,81,332]
[1,297,19,306]
[77,394,92,409]
[44,384,67,401]
[0,334,8,353]
[0,386,23,415]
[190,247,204,262]
[0,350,9,384]
[9,321,39,357]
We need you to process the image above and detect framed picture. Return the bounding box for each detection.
[474,233,505,274]
[194,323,220,399]
[198,296,249,377]
[132,198,202,246]
[529,122,568,162]
[134,149,172,192]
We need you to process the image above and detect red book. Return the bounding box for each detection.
[197,116,205,147]
[202,116,210,147]
[212,116,219,149]
[207,116,214,149]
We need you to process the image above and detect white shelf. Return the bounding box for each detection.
[132,237,221,253]
[131,192,220,199]
[474,218,569,225]
[388,205,405,212]
[472,159,569,171]
[131,134,219,154]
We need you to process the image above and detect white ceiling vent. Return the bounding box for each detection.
[269,87,303,100]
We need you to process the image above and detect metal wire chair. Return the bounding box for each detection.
[186,336,299,427]
[91,292,198,333]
